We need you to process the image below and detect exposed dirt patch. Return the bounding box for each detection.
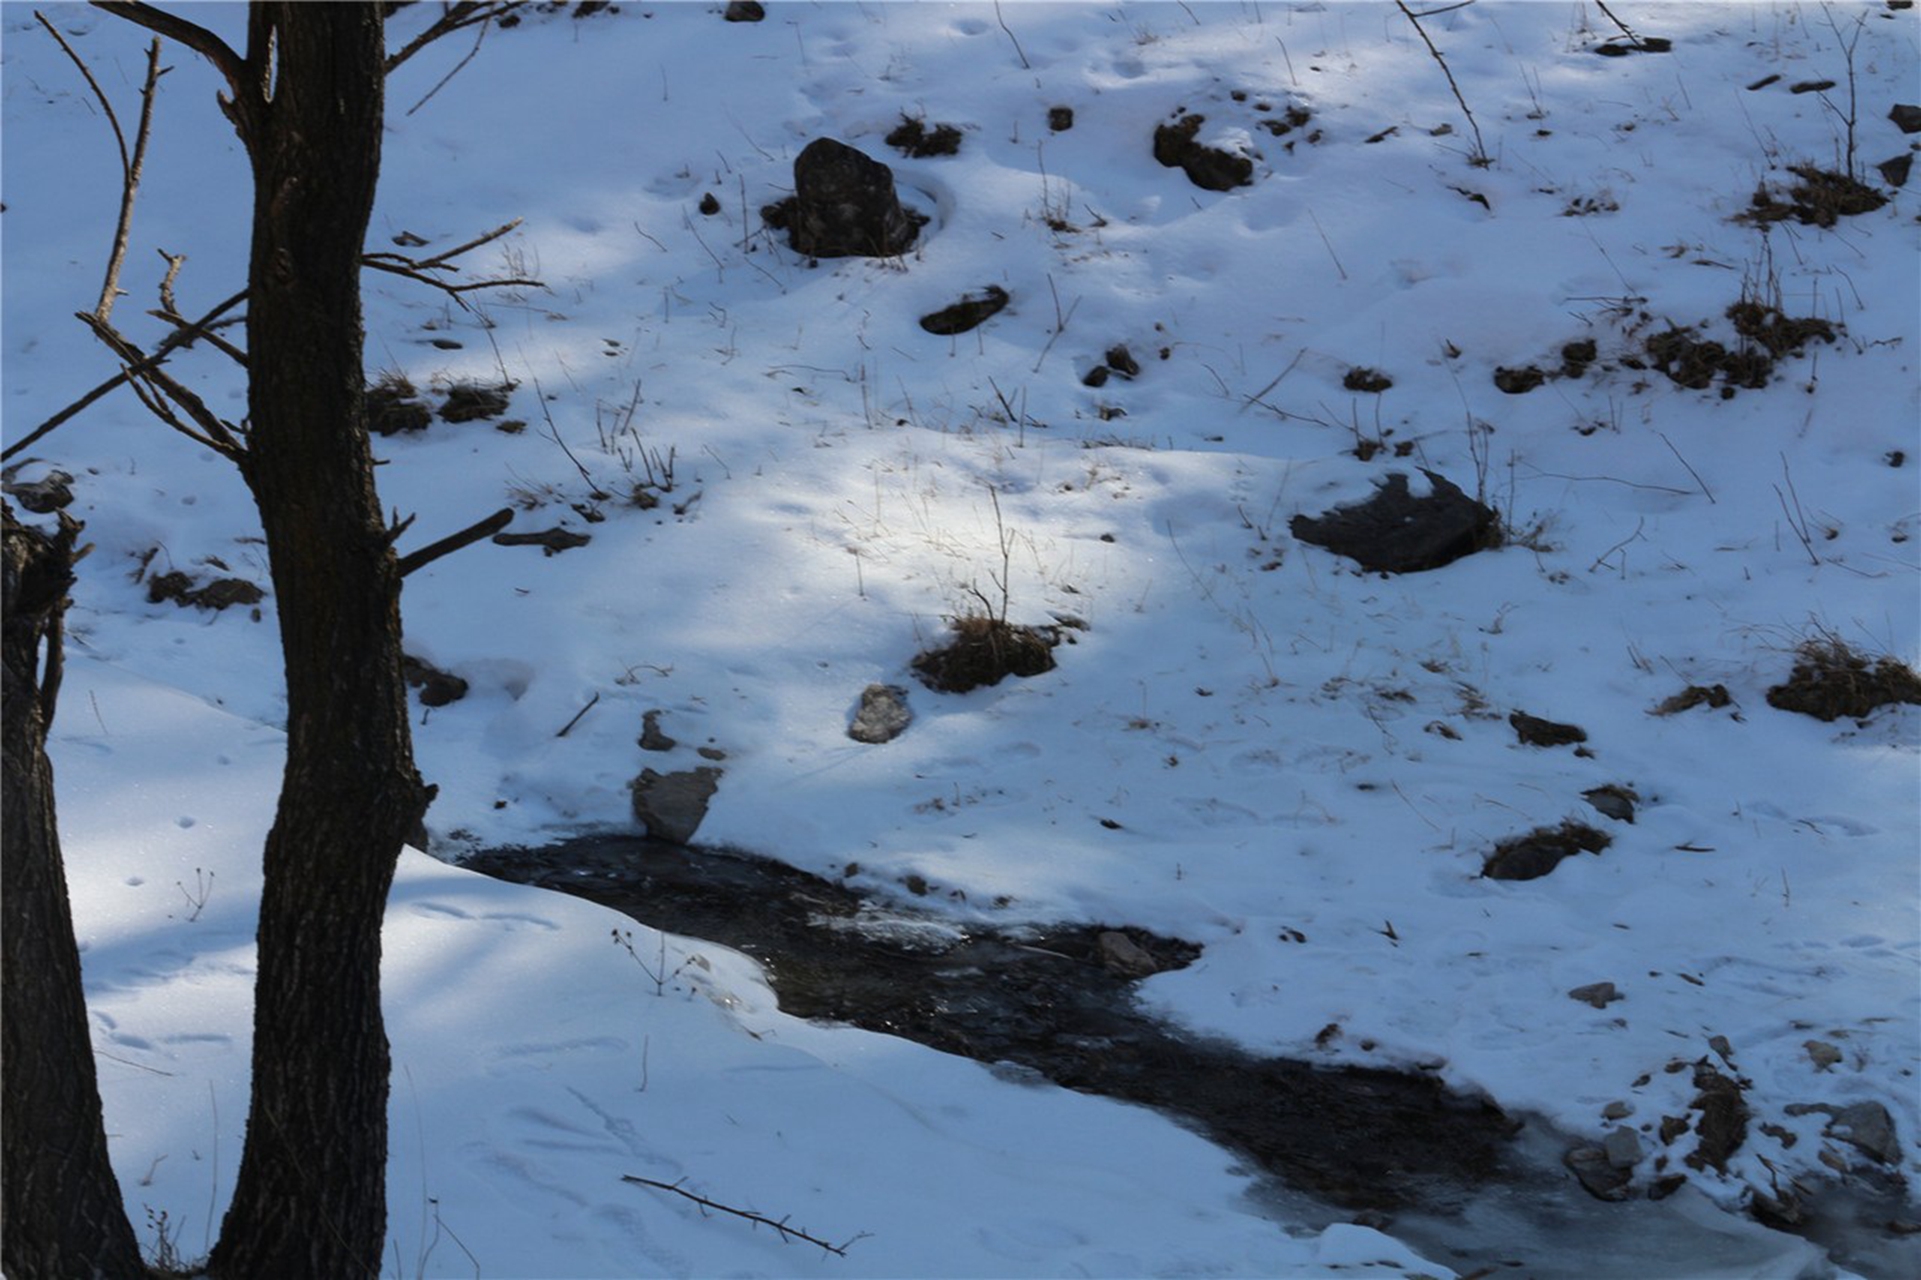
[368,377,433,435]
[1744,165,1889,228]
[886,115,963,158]
[1726,301,1835,359]
[1343,366,1393,393]
[1494,364,1547,395]
[440,382,514,423]
[1483,821,1611,881]
[402,653,469,707]
[1652,684,1733,716]
[1765,639,1921,722]
[1510,710,1588,747]
[1153,111,1253,191]
[919,286,1010,336]
[1047,105,1074,132]
[147,569,264,612]
[912,613,1060,692]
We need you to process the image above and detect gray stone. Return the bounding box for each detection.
[1802,1039,1842,1071]
[630,766,722,845]
[849,683,913,744]
[639,709,677,752]
[1603,1126,1643,1169]
[1602,1100,1634,1120]
[1568,981,1622,1009]
[1098,930,1162,979]
[1786,1101,1900,1165]
[1564,1145,1633,1201]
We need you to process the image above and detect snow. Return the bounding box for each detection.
[4,1,1917,1276]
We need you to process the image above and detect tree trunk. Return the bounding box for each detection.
[209,8,427,1277]
[2,505,147,1280]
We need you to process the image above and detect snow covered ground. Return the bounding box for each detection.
[4,2,1917,1276]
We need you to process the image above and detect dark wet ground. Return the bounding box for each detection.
[460,834,1918,1278]
[461,834,1515,1213]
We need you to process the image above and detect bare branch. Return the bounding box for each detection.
[4,288,248,464]
[151,252,249,366]
[361,219,542,306]
[78,312,247,460]
[620,1175,864,1258]
[1395,0,1490,167]
[396,507,513,578]
[89,2,247,101]
[386,2,523,77]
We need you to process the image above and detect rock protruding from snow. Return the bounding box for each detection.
[848,683,912,744]
[631,766,722,845]
[1290,471,1497,574]
[1786,1101,1900,1165]
[774,138,919,258]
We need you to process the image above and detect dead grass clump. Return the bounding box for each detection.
[1726,300,1835,359]
[1343,366,1394,393]
[1765,638,1921,721]
[368,373,432,436]
[886,115,963,158]
[911,612,1059,693]
[1482,820,1612,882]
[1743,165,1888,228]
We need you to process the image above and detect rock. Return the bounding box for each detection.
[2,470,74,513]
[1879,154,1913,188]
[1104,345,1141,378]
[848,683,912,744]
[919,286,1009,336]
[1603,1127,1643,1169]
[778,138,920,259]
[1098,930,1162,978]
[639,709,677,752]
[1651,683,1732,715]
[1603,1100,1634,1120]
[1660,1115,1691,1144]
[1048,105,1074,132]
[1568,981,1622,1009]
[1565,1145,1633,1201]
[1290,471,1498,574]
[1510,710,1587,747]
[1889,103,1921,134]
[401,653,469,707]
[1153,111,1253,191]
[1686,1065,1749,1173]
[1584,785,1638,823]
[1803,1039,1842,1071]
[722,0,764,21]
[1786,1101,1900,1165]
[630,766,722,845]
[697,192,721,215]
[1493,365,1547,394]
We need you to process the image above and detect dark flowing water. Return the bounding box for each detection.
[460,835,1917,1279]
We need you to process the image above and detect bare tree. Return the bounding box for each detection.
[2,4,524,1276]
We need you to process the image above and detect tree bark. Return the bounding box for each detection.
[2,504,147,1280]
[208,8,428,1277]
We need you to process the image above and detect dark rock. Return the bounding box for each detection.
[1153,112,1253,191]
[1568,981,1623,1009]
[1879,154,1913,188]
[848,683,912,744]
[1786,1101,1900,1165]
[722,0,764,21]
[886,115,963,158]
[2,470,74,513]
[402,653,469,707]
[1081,365,1111,388]
[1486,822,1611,881]
[1048,105,1074,132]
[1686,1065,1749,1173]
[1510,710,1588,747]
[779,138,920,258]
[631,766,722,844]
[1660,1115,1691,1144]
[1289,471,1498,575]
[1592,36,1671,56]
[1789,79,1837,94]
[1890,104,1921,133]
[1565,1145,1633,1200]
[1583,785,1638,823]
[639,709,677,752]
[492,527,591,555]
[919,285,1009,336]
[698,191,722,215]
[440,382,513,423]
[1803,1040,1842,1071]
[1104,345,1142,378]
[1343,367,1393,393]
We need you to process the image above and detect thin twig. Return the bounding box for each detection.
[620,1175,863,1258]
[386,1,524,76]
[1395,0,1489,166]
[1657,431,1715,504]
[991,0,1030,69]
[78,312,246,458]
[555,691,600,738]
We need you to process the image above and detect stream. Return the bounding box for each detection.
[461,835,1917,1280]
